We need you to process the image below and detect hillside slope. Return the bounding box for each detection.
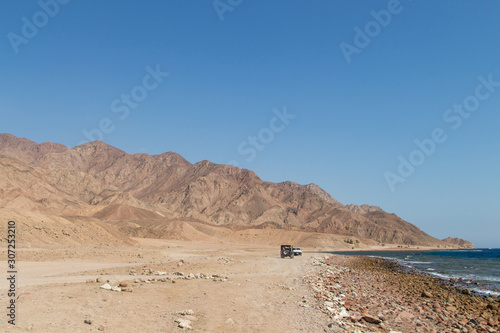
[0,133,470,247]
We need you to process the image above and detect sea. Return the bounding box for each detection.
[331,248,500,297]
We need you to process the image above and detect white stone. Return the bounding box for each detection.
[175,318,192,330]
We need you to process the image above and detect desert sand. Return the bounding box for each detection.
[0,238,331,332]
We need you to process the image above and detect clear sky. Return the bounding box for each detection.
[1,1,499,248]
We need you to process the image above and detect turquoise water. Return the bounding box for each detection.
[331,249,500,297]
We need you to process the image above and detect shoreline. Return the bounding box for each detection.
[307,254,500,332]
[327,248,500,298]
[314,245,474,253]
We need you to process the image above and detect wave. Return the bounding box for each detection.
[470,286,500,296]
[427,272,452,280]
[368,255,395,260]
[478,276,500,282]
[407,261,432,264]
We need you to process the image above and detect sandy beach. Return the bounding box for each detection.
[1,239,498,332]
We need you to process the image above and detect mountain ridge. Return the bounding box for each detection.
[0,133,473,248]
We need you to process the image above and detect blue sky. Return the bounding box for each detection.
[1,1,499,247]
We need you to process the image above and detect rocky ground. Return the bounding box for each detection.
[306,255,500,332]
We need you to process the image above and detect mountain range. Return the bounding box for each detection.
[0,133,473,248]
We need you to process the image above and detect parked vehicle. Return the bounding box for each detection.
[292,247,302,256]
[280,245,294,258]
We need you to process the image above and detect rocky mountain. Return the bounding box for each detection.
[441,237,474,249]
[0,133,471,247]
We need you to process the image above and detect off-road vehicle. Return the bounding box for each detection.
[280,245,294,258]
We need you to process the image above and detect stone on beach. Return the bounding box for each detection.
[362,314,382,324]
[304,255,500,332]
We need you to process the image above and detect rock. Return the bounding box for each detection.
[119,281,128,287]
[445,305,458,312]
[84,319,93,325]
[121,286,134,292]
[99,283,112,290]
[398,311,414,319]
[96,277,104,283]
[225,318,234,324]
[108,279,120,286]
[98,325,105,331]
[111,286,122,292]
[178,309,195,316]
[488,317,498,327]
[349,315,362,322]
[462,289,472,295]
[421,290,433,298]
[363,314,382,324]
[175,318,192,330]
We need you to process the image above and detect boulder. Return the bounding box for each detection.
[363,314,382,324]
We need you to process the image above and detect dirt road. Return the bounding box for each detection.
[0,239,329,332]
